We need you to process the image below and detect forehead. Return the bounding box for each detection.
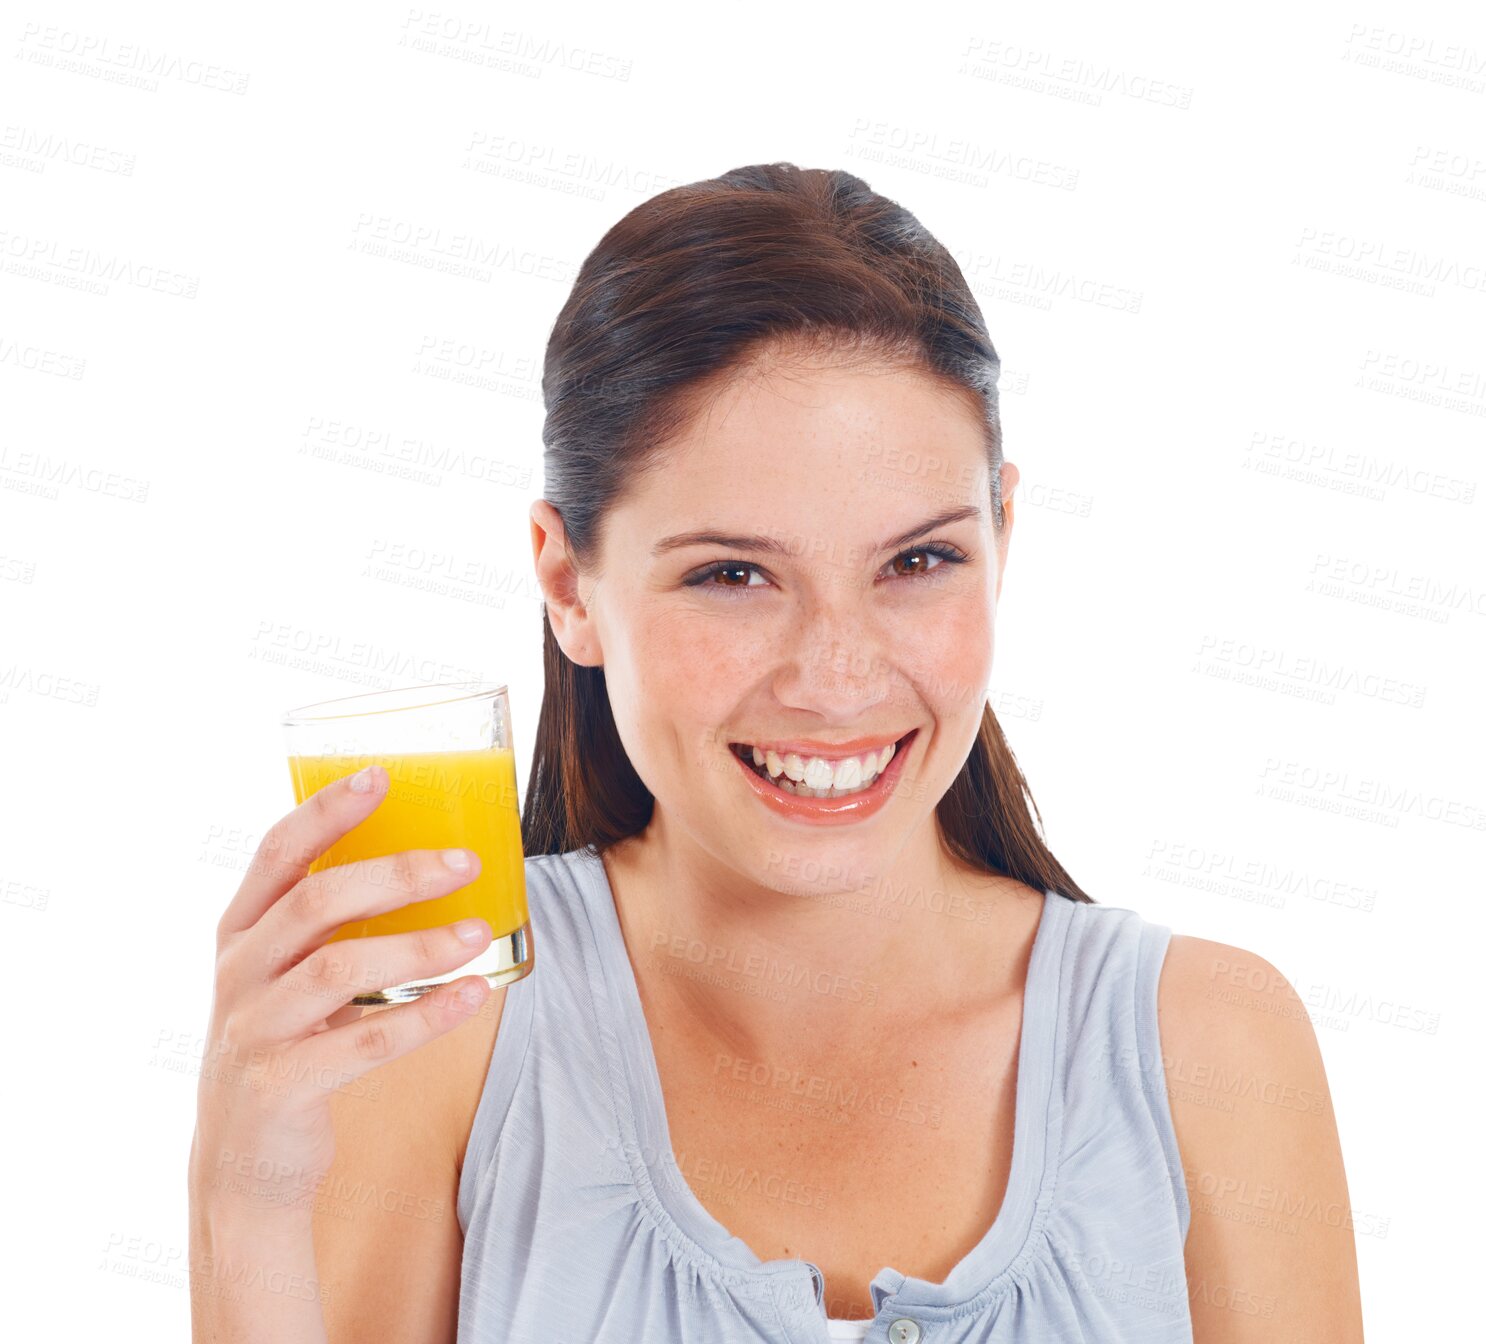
[614,354,992,536]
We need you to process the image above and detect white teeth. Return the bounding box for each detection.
[833,757,863,790]
[734,736,906,799]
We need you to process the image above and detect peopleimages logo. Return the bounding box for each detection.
[0,123,136,174]
[396,9,634,82]
[648,930,880,1007]
[16,23,251,93]
[0,227,199,298]
[844,119,1081,192]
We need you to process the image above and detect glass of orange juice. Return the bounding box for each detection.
[282,681,532,1004]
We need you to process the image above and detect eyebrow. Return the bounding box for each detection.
[651,504,984,558]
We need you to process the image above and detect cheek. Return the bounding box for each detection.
[613,607,765,740]
[902,594,994,713]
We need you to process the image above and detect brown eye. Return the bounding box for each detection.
[881,543,968,582]
[890,549,933,577]
[684,561,767,593]
[685,544,966,597]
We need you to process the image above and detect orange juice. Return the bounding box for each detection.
[287,746,527,944]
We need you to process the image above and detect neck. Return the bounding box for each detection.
[601,809,1037,1061]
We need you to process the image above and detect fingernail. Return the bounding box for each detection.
[442,848,471,872]
[454,918,490,945]
[349,765,378,794]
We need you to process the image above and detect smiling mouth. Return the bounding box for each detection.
[727,730,916,799]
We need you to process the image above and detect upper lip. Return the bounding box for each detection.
[729,729,913,761]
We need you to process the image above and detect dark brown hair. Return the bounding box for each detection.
[520,161,1091,904]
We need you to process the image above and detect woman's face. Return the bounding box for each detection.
[532,348,1018,895]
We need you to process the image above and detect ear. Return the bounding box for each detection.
[530,499,603,667]
[994,460,1018,604]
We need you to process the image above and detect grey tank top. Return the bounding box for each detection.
[457,847,1193,1342]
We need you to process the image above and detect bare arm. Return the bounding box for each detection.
[188,764,498,1340]
[310,989,506,1342]
[188,1180,328,1341]
[1160,935,1365,1342]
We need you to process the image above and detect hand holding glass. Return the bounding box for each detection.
[282,682,533,1004]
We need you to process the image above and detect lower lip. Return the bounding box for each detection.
[729,730,919,826]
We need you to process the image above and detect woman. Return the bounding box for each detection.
[190,163,1363,1342]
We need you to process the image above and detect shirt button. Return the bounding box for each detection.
[887,1319,921,1344]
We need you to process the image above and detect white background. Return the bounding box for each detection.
[2,0,1481,1338]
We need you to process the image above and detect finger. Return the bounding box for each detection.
[247,847,483,980]
[244,917,494,1041]
[319,1002,364,1033]
[293,975,492,1088]
[219,763,390,938]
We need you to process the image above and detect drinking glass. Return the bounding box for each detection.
[282,681,532,1004]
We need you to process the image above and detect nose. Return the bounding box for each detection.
[769,601,894,721]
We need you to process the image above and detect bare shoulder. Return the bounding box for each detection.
[1156,935,1364,1342]
[334,982,509,1163]
[427,984,510,1168]
[1157,935,1318,1075]
[312,986,508,1344]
